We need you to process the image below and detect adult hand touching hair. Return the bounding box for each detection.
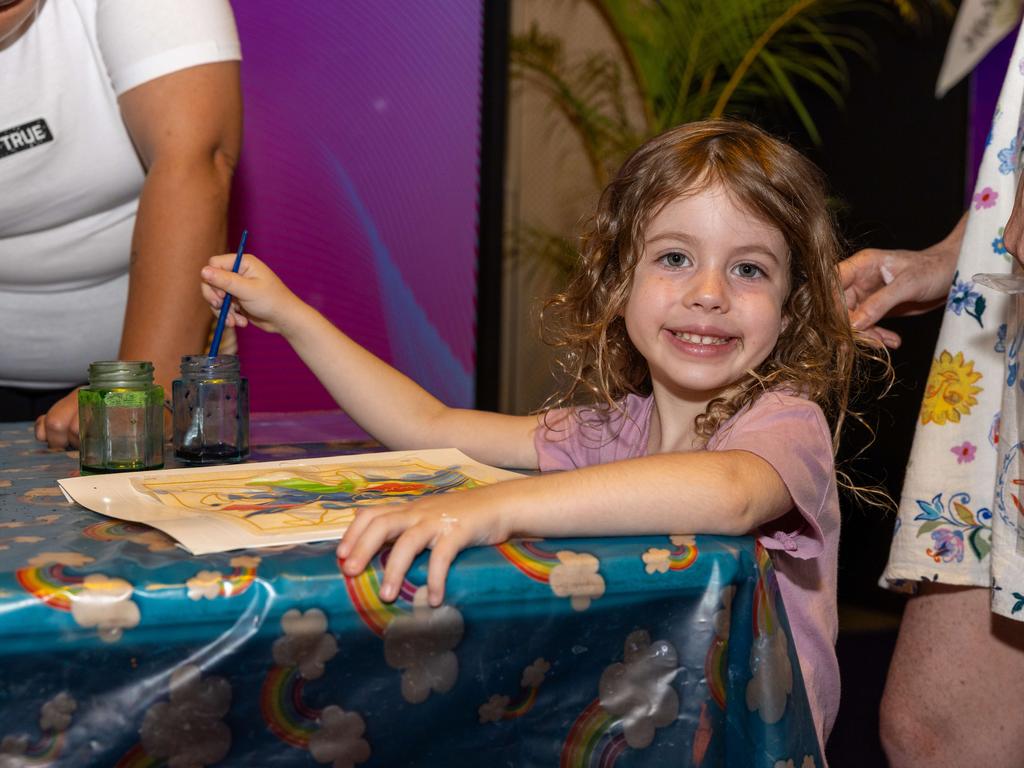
[839,213,966,349]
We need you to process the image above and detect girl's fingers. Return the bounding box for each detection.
[425,537,461,607]
[341,509,409,576]
[337,507,379,560]
[379,525,435,601]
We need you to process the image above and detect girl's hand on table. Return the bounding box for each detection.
[200,253,306,336]
[337,489,508,608]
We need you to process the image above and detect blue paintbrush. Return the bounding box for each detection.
[209,229,248,358]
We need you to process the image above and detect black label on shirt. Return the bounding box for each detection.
[0,119,53,159]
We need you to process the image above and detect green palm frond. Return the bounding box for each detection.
[510,0,949,275]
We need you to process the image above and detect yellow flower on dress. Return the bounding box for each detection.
[920,350,983,425]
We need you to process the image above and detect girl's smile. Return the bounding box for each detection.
[624,184,790,408]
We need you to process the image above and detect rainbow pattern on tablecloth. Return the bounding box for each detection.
[9,731,68,766]
[217,563,258,598]
[666,539,698,570]
[260,665,319,748]
[496,540,559,582]
[494,685,540,720]
[82,520,149,542]
[559,699,627,768]
[704,635,728,710]
[113,743,160,767]
[752,543,778,637]
[339,548,418,636]
[15,564,84,611]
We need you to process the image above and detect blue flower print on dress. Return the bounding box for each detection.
[998,136,1018,175]
[928,528,964,563]
[994,227,1008,257]
[947,271,986,327]
[914,491,992,562]
[999,321,1024,387]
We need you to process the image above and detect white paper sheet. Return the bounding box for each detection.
[58,448,524,555]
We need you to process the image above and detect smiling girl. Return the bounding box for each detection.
[201,119,881,748]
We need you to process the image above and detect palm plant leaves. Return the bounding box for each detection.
[512,0,947,182]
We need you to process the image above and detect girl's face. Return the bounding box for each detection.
[623,184,790,405]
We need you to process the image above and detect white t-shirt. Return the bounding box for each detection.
[0,0,241,388]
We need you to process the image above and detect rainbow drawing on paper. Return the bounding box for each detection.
[58,448,523,555]
[134,462,481,534]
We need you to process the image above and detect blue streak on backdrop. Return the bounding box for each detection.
[320,145,473,407]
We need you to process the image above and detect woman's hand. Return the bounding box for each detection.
[200,253,305,336]
[34,388,81,449]
[839,215,965,349]
[337,489,508,607]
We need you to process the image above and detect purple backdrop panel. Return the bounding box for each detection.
[229,2,482,414]
[968,26,1018,199]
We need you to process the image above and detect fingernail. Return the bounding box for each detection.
[380,583,396,600]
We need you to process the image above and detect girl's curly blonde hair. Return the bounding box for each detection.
[542,118,885,455]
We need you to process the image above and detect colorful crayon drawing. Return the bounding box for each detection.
[134,461,480,533]
[58,448,523,555]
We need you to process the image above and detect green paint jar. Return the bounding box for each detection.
[78,361,164,474]
[172,355,249,464]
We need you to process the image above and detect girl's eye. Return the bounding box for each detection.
[733,262,765,279]
[660,251,690,268]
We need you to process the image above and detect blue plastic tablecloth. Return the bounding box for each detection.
[0,422,821,767]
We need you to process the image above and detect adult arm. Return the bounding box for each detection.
[838,213,966,349]
[1005,174,1024,260]
[36,61,242,448]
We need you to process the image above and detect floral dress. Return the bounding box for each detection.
[882,25,1024,620]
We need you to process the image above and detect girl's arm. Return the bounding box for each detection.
[338,448,792,606]
[201,254,538,468]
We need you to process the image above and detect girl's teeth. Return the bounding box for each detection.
[675,331,728,345]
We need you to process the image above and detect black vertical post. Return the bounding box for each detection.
[474,0,510,411]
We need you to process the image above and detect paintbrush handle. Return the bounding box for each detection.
[209,229,248,357]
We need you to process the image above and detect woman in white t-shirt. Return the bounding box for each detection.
[0,0,243,447]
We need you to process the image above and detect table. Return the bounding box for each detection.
[0,420,822,767]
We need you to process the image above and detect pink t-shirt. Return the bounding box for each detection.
[534,391,840,748]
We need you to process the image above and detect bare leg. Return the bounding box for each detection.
[880,584,1024,767]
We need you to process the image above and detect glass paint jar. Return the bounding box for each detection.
[172,355,249,464]
[78,361,164,474]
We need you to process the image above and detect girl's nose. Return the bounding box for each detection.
[685,268,728,312]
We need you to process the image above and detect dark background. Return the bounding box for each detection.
[753,9,974,765]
